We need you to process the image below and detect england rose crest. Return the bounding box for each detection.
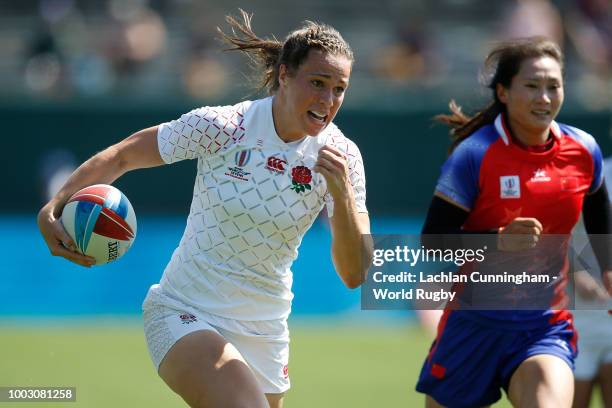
[291,166,312,194]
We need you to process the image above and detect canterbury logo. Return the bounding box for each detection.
[266,156,287,173]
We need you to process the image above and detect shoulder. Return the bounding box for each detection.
[560,123,603,191]
[450,124,499,161]
[190,100,253,124]
[559,123,600,153]
[457,124,499,152]
[435,126,499,210]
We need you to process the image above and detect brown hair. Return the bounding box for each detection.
[217,9,354,94]
[436,37,563,153]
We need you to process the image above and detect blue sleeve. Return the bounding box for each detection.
[562,125,603,193]
[435,141,482,210]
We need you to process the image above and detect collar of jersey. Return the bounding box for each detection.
[494,113,561,146]
[493,113,562,162]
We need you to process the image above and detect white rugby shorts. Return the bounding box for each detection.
[142,285,290,394]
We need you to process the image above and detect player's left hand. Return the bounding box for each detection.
[314,145,352,201]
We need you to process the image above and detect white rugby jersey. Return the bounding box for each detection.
[156,96,367,320]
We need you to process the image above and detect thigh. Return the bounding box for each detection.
[266,392,285,408]
[508,354,574,408]
[572,379,595,408]
[416,311,509,407]
[159,329,268,408]
[218,325,290,395]
[598,362,612,408]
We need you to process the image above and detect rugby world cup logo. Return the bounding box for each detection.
[500,175,520,199]
[225,149,252,181]
[235,149,251,167]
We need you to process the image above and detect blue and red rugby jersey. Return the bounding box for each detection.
[435,113,603,327]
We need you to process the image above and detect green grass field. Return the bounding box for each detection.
[1,319,596,408]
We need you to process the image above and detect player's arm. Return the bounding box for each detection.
[37,126,163,266]
[421,194,477,251]
[315,145,372,289]
[582,180,612,294]
[423,194,470,234]
[422,194,542,251]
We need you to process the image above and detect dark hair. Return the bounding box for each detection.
[436,37,563,153]
[217,9,354,94]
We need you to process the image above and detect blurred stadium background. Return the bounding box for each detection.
[1,0,609,406]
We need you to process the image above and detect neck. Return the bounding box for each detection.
[506,116,550,146]
[272,95,306,143]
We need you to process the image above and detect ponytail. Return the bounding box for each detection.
[436,100,504,153]
[217,9,283,94]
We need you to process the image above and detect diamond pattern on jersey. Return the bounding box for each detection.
[157,99,367,320]
[186,150,326,283]
[158,105,246,163]
[324,131,367,215]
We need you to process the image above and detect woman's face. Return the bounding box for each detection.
[497,56,564,136]
[277,49,352,139]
